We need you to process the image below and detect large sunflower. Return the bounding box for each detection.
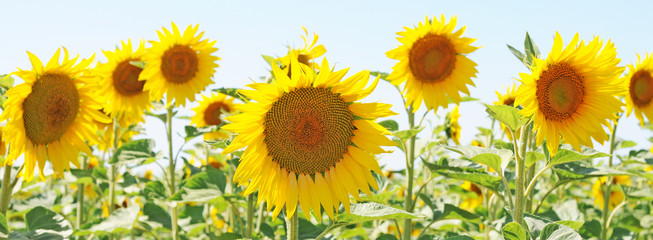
[386,15,479,112]
[95,39,151,125]
[514,32,624,155]
[223,58,396,219]
[190,92,237,140]
[623,53,653,126]
[277,27,326,76]
[1,48,110,181]
[139,22,219,107]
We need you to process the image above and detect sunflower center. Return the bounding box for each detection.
[22,73,79,145]
[297,54,310,66]
[264,87,354,174]
[503,97,515,107]
[536,63,585,121]
[629,70,653,107]
[204,102,230,125]
[409,34,457,83]
[161,45,199,84]
[113,60,145,96]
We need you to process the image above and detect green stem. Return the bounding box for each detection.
[166,106,179,240]
[601,120,619,240]
[246,194,255,238]
[0,164,13,215]
[76,157,88,231]
[606,200,628,231]
[533,181,568,214]
[255,202,265,233]
[512,123,531,227]
[286,209,298,240]
[315,223,345,240]
[109,116,119,215]
[403,107,416,240]
[525,161,535,213]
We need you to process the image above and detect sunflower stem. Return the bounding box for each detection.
[76,156,88,232]
[601,119,619,240]
[246,194,255,238]
[403,107,416,240]
[109,116,119,215]
[166,106,179,240]
[512,122,531,227]
[0,164,13,216]
[286,208,298,240]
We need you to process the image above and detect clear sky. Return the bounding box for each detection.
[1,1,650,172]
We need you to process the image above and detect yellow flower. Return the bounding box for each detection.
[277,27,326,77]
[0,127,6,156]
[70,184,98,200]
[495,83,520,141]
[471,140,485,148]
[210,207,225,229]
[515,32,624,155]
[445,106,461,145]
[592,176,631,210]
[143,169,153,180]
[140,22,219,107]
[102,202,110,218]
[87,156,99,169]
[95,39,151,126]
[190,93,237,140]
[222,58,396,220]
[95,112,140,152]
[0,48,110,180]
[623,53,653,126]
[201,156,225,170]
[460,181,483,211]
[386,15,479,112]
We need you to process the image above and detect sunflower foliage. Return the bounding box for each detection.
[0,23,653,240]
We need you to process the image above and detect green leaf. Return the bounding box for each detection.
[262,54,281,68]
[610,227,635,240]
[485,104,527,132]
[145,111,168,123]
[378,119,399,131]
[185,125,217,141]
[216,232,243,240]
[0,74,14,89]
[445,236,474,240]
[447,96,478,104]
[446,145,512,172]
[110,139,157,164]
[523,32,540,67]
[615,139,637,150]
[129,60,145,69]
[578,220,601,239]
[442,204,480,223]
[502,222,527,240]
[335,202,423,224]
[370,71,390,82]
[423,159,503,191]
[206,139,230,149]
[143,180,167,200]
[141,202,171,229]
[525,151,544,169]
[89,205,140,234]
[622,186,653,201]
[556,221,584,231]
[393,127,423,140]
[554,163,631,181]
[92,167,109,181]
[376,234,399,240]
[298,218,326,239]
[170,167,227,202]
[213,88,249,102]
[0,212,7,238]
[65,169,94,184]
[548,145,609,167]
[540,223,582,240]
[507,45,526,65]
[10,206,73,240]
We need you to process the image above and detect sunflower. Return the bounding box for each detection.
[445,106,461,145]
[140,22,219,107]
[386,15,479,112]
[0,127,6,156]
[95,39,151,126]
[95,110,141,152]
[592,176,631,210]
[223,58,396,219]
[277,27,326,77]
[459,181,483,211]
[0,48,110,181]
[201,156,225,170]
[514,32,624,155]
[495,83,520,141]
[143,169,154,180]
[190,93,237,140]
[623,53,653,126]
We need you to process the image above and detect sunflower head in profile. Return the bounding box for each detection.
[0,48,110,181]
[445,105,461,145]
[190,93,237,140]
[459,181,483,211]
[95,39,151,126]
[223,58,396,220]
[495,83,520,141]
[623,53,653,126]
[386,15,479,112]
[591,176,631,210]
[515,32,624,155]
[277,27,326,77]
[140,22,220,107]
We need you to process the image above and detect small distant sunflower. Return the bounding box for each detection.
[95,113,140,152]
[460,181,483,211]
[623,53,653,126]
[1,48,110,180]
[95,39,151,126]
[223,58,396,219]
[515,32,624,155]
[386,15,479,112]
[495,83,520,141]
[592,176,631,210]
[445,106,461,145]
[201,156,225,170]
[143,169,153,180]
[471,140,485,148]
[278,27,326,77]
[0,127,7,156]
[140,22,219,107]
[190,93,237,140]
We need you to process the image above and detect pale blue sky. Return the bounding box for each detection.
[0,1,650,171]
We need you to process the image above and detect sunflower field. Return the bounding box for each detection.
[1,2,653,240]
